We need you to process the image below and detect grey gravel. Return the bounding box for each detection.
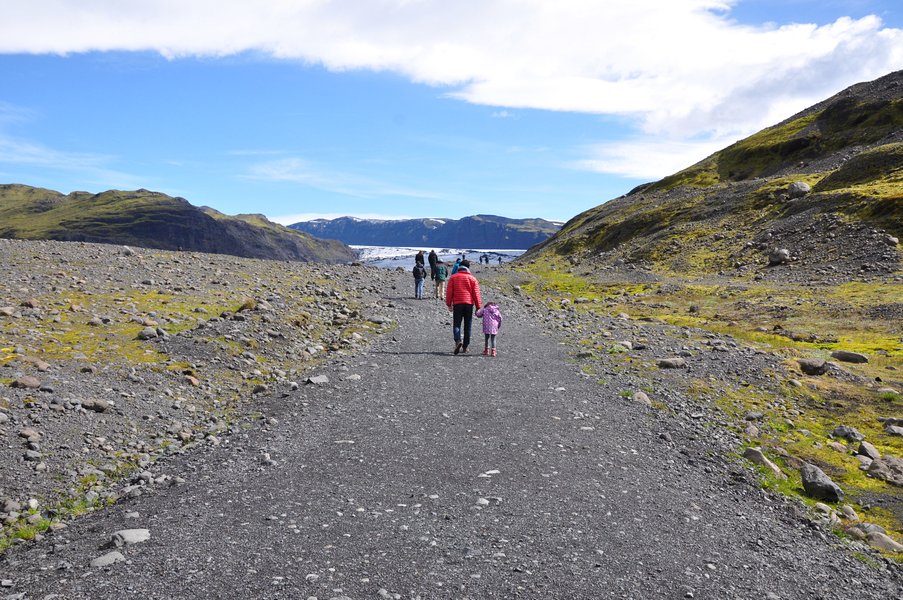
[0,245,900,599]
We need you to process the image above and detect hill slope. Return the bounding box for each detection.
[507,70,903,547]
[0,185,356,263]
[290,214,561,249]
[527,70,902,281]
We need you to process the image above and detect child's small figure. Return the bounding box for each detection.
[475,302,503,357]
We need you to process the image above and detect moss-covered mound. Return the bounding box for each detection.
[527,70,903,280]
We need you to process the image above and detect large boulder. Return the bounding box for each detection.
[867,456,903,487]
[788,181,811,198]
[768,248,791,266]
[800,463,844,502]
[830,350,868,364]
[798,358,828,376]
[831,425,864,442]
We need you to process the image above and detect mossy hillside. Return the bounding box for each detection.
[652,98,903,192]
[526,77,903,269]
[0,185,356,263]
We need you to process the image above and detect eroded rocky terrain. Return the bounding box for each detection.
[0,239,392,549]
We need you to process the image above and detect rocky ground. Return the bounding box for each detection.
[0,239,901,599]
[0,239,393,549]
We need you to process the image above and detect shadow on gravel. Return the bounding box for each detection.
[370,349,464,357]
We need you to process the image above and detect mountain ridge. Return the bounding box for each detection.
[289,214,561,248]
[0,185,356,263]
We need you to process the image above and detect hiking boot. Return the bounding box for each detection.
[491,348,497,357]
[454,342,462,355]
[462,346,468,353]
[482,348,489,356]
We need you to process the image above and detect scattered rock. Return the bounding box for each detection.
[830,350,868,364]
[80,399,110,413]
[787,181,811,198]
[886,425,903,437]
[90,551,126,568]
[841,505,859,521]
[306,375,330,385]
[867,531,903,553]
[137,327,158,340]
[867,456,903,486]
[657,358,686,369]
[743,447,785,479]
[10,376,40,389]
[799,463,844,502]
[111,528,151,547]
[831,425,864,442]
[797,359,828,376]
[768,248,791,266]
[857,441,881,461]
[631,391,652,406]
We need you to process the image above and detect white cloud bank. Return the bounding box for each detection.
[2,1,901,179]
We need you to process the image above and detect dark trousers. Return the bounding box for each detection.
[452,304,474,348]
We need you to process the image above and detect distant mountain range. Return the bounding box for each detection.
[289,214,562,249]
[0,185,355,263]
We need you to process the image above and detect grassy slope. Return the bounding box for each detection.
[516,73,903,555]
[0,186,355,263]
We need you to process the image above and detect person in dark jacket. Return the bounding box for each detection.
[445,260,482,354]
[428,249,439,280]
[412,263,427,299]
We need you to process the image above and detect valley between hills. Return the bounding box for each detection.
[0,71,900,598]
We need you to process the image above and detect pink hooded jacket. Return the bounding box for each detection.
[475,302,502,335]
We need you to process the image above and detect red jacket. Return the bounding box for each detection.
[446,268,482,309]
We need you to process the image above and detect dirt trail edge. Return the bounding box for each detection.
[3,271,901,599]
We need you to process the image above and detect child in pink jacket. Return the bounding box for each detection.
[475,302,503,357]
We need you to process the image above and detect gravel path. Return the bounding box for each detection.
[2,273,901,599]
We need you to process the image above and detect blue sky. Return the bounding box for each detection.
[0,1,900,224]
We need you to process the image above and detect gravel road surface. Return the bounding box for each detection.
[3,274,901,599]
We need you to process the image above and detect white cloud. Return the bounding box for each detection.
[247,156,442,199]
[2,1,901,178]
[573,137,734,180]
[0,132,146,188]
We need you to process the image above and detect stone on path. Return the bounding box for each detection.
[90,551,126,568]
[306,375,329,385]
[111,528,150,547]
[800,463,844,502]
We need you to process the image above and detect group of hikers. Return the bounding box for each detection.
[413,250,503,357]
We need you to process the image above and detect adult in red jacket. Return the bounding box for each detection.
[445,260,482,354]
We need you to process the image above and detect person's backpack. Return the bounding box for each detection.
[412,264,425,279]
[436,264,448,281]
